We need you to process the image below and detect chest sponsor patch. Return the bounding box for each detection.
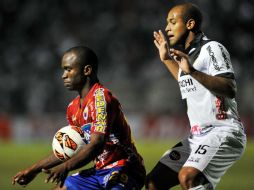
[178,74,198,99]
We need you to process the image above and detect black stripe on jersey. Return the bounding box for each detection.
[186,32,212,65]
[215,72,235,79]
[172,142,183,148]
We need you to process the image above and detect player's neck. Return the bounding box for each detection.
[184,32,196,49]
[79,77,99,104]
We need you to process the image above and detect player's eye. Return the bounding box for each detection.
[169,19,176,24]
[64,67,72,72]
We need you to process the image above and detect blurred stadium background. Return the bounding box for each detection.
[0,0,253,189]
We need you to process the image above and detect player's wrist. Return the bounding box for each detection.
[63,161,72,171]
[29,165,42,174]
[163,59,175,65]
[188,67,197,75]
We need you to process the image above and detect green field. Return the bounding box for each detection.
[1,140,254,190]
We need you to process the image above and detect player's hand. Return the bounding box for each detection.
[169,48,196,74]
[43,165,69,187]
[153,30,172,61]
[12,169,38,186]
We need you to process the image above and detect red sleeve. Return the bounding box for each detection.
[91,88,110,134]
[66,103,74,125]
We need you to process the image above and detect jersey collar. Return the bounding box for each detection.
[185,31,205,55]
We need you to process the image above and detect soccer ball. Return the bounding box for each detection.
[52,125,85,161]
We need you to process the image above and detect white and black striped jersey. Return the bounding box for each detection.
[178,32,241,128]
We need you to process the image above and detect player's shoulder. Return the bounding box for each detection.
[93,83,110,95]
[67,96,79,108]
[202,40,228,52]
[200,40,230,60]
[93,83,114,101]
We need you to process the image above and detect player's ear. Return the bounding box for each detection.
[186,19,195,30]
[84,65,92,76]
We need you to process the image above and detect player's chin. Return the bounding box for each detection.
[64,84,74,90]
[169,39,177,47]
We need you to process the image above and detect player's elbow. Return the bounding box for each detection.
[227,80,237,99]
[90,134,105,155]
[228,87,236,99]
[223,79,237,99]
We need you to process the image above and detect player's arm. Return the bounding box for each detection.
[12,153,62,186]
[170,49,236,98]
[189,70,236,98]
[153,30,179,80]
[63,133,104,171]
[43,132,105,187]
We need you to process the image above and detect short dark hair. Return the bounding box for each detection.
[65,46,98,74]
[180,3,203,32]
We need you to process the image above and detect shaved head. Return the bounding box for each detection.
[64,46,98,75]
[171,3,203,32]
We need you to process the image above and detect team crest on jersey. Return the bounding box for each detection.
[83,106,89,120]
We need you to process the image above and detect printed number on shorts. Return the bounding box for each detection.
[194,145,209,154]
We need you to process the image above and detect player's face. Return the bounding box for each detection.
[165,7,187,46]
[61,52,85,91]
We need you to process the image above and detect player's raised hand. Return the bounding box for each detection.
[12,168,38,186]
[153,30,172,61]
[169,48,196,74]
[43,165,68,187]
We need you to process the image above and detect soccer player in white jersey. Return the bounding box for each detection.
[145,3,246,190]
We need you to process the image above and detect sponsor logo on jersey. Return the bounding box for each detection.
[97,149,110,165]
[218,44,230,69]
[191,125,202,135]
[178,78,193,87]
[169,150,181,160]
[94,88,107,133]
[215,96,228,120]
[109,134,120,144]
[81,123,91,144]
[206,45,222,71]
[188,156,201,163]
[179,77,197,96]
[191,125,214,136]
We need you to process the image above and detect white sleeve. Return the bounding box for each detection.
[202,41,234,76]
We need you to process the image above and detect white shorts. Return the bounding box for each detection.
[159,124,246,189]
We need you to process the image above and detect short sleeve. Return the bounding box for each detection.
[203,41,234,76]
[66,103,74,125]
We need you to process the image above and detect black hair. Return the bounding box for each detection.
[65,46,98,74]
[180,3,203,32]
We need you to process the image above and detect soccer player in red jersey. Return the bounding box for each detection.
[12,46,146,190]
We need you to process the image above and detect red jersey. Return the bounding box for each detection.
[66,83,145,172]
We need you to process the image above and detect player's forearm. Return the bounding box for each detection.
[30,154,62,172]
[190,69,236,98]
[64,142,103,171]
[163,59,179,80]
